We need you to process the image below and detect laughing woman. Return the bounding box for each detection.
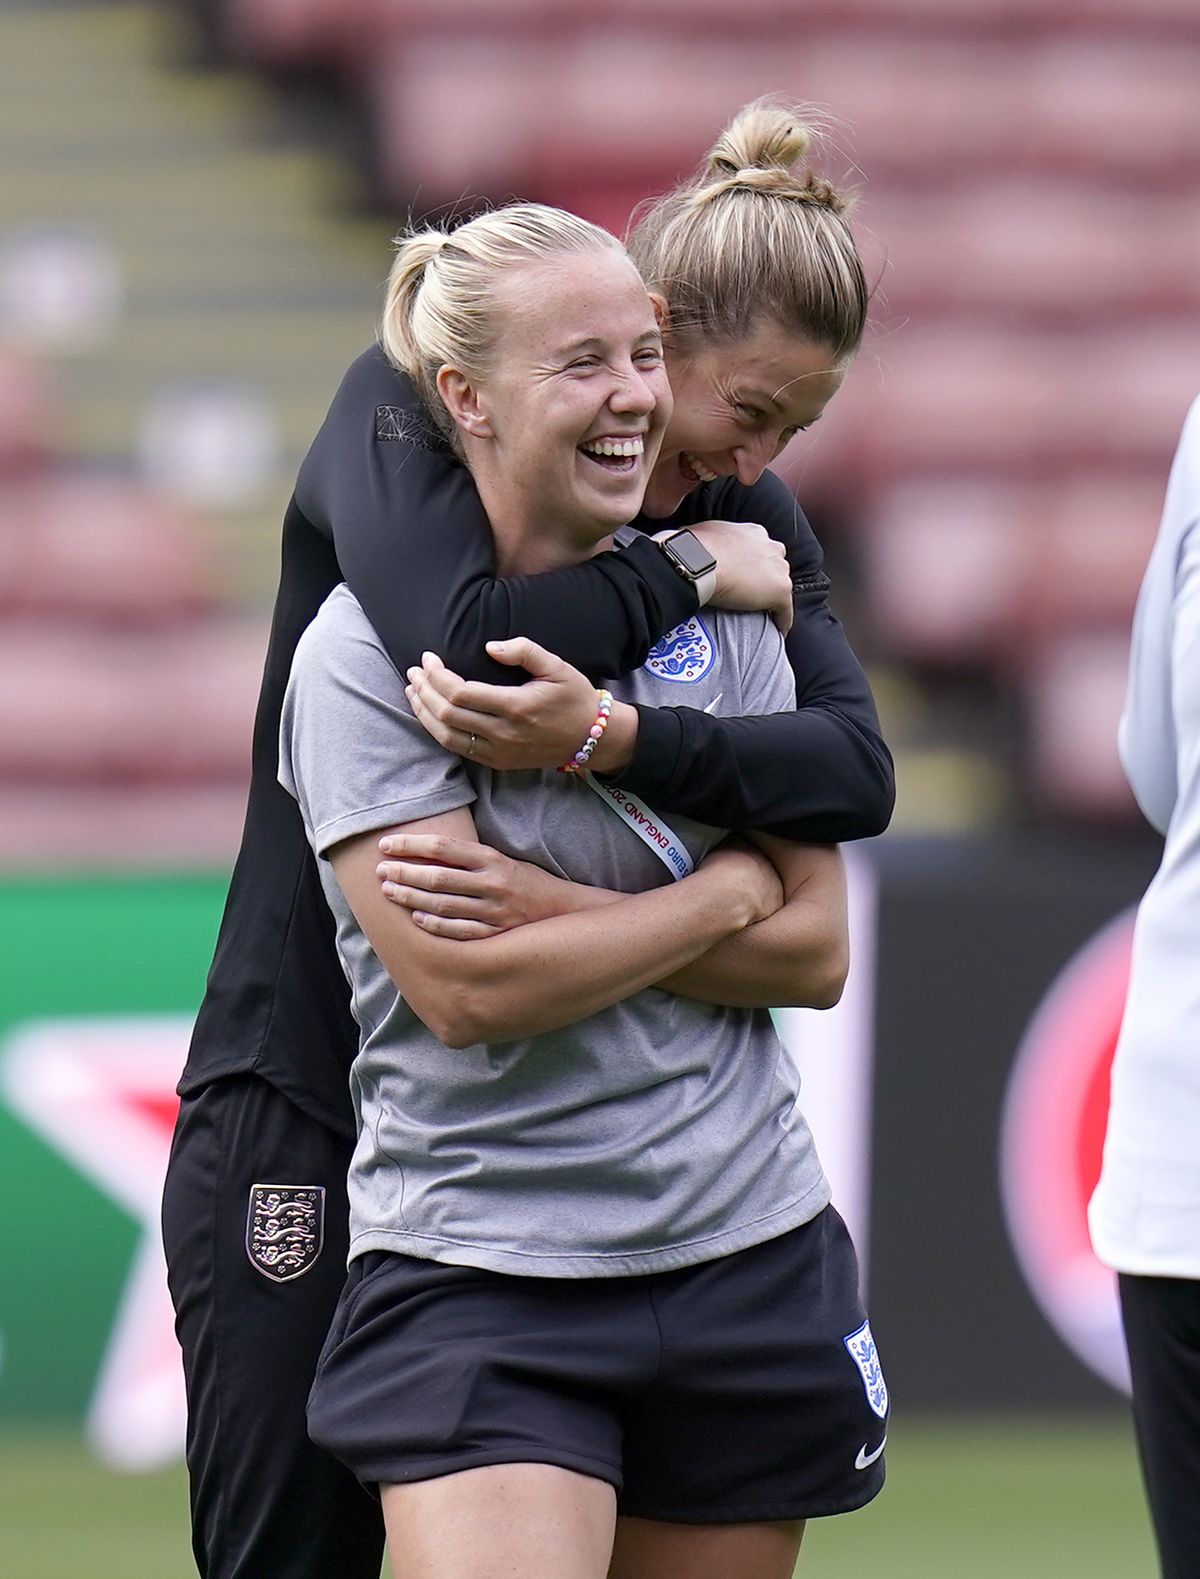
[280,204,886,1579]
[165,99,892,1579]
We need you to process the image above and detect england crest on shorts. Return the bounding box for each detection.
[644,616,715,683]
[843,1319,889,1419]
[245,1183,325,1283]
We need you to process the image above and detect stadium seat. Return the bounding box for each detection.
[859,477,1163,663]
[0,622,263,783]
[219,0,1200,59]
[0,347,52,477]
[0,477,215,624]
[367,34,1200,208]
[856,330,1196,481]
[863,187,1200,324]
[746,0,1198,31]
[0,782,254,869]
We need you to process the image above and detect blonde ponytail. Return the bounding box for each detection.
[379,203,623,446]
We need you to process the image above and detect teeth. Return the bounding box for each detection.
[684,452,718,482]
[581,437,644,458]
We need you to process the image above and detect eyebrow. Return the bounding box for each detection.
[555,329,663,358]
[740,387,823,424]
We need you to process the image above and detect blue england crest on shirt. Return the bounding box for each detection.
[644,616,715,683]
[843,1320,889,1419]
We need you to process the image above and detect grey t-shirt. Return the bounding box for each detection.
[280,587,830,1277]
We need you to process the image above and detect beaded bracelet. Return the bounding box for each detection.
[559,689,614,774]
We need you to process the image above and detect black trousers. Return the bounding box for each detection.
[1118,1272,1200,1579]
[162,1074,384,1579]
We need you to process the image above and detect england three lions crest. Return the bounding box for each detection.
[246,1184,325,1283]
[843,1319,889,1419]
[644,616,715,684]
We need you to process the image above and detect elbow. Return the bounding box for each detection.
[429,1013,478,1051]
[400,973,485,1049]
[786,935,849,1011]
[861,797,894,842]
[423,995,490,1050]
[804,965,847,1012]
[843,735,896,840]
[804,755,895,843]
[860,751,896,838]
[416,981,521,1050]
[814,933,851,1009]
[386,940,519,1048]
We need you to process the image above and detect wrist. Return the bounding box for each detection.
[587,700,637,776]
[557,689,614,775]
[652,529,719,607]
[686,865,760,939]
[694,850,774,930]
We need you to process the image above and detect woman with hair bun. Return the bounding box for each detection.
[283,198,885,1579]
[163,100,892,1579]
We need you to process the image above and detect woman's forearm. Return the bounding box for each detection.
[333,820,778,1049]
[654,896,847,1009]
[432,867,759,1046]
[620,470,895,842]
[466,844,848,1011]
[620,702,893,843]
[528,872,846,1010]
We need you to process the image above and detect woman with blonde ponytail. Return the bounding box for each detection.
[279,199,883,1579]
[164,102,892,1579]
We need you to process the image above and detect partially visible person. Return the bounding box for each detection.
[164,97,892,1579]
[1089,394,1200,1579]
[283,198,885,1579]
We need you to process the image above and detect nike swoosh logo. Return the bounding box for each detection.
[701,693,723,714]
[855,1437,886,1470]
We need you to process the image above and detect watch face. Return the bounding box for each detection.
[667,531,718,578]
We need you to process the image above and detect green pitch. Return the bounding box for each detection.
[0,1414,1154,1579]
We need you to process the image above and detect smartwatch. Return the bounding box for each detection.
[655,529,719,606]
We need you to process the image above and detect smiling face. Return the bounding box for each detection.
[640,318,847,519]
[447,247,673,566]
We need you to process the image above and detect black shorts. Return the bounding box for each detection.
[308,1205,888,1524]
[162,1074,384,1579]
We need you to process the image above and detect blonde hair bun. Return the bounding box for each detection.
[626,96,866,358]
[708,99,815,178]
[700,99,848,213]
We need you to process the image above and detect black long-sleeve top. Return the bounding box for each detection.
[181,347,894,1133]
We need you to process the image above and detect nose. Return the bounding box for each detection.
[608,362,658,417]
[732,429,778,486]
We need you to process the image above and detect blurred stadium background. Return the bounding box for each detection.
[1,0,1195,1572]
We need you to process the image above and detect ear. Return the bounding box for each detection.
[436,365,494,439]
[648,291,670,330]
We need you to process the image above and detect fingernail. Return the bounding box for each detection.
[381,881,397,897]
[379,838,394,853]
